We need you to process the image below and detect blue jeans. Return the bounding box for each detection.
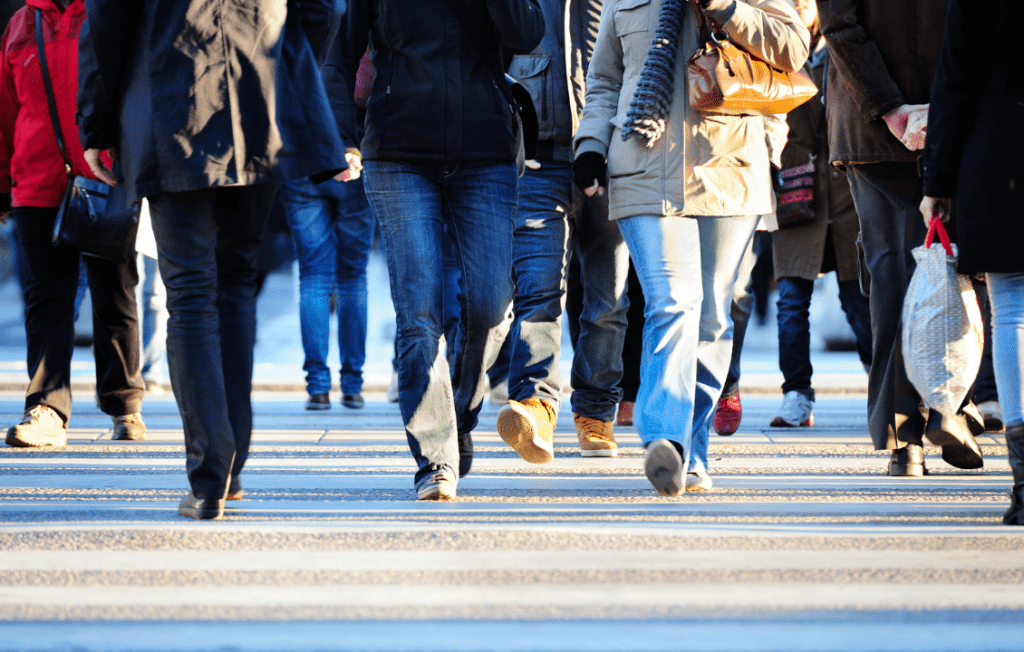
[988,272,1024,427]
[507,161,629,421]
[617,214,758,473]
[363,160,516,485]
[776,276,872,401]
[136,253,168,385]
[278,176,376,395]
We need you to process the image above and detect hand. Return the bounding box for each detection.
[334,151,363,182]
[84,148,117,186]
[881,104,928,151]
[572,151,607,197]
[920,195,951,227]
[901,106,929,151]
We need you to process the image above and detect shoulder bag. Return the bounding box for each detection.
[37,9,140,263]
[686,0,817,116]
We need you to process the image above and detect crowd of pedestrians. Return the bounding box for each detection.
[0,0,1020,525]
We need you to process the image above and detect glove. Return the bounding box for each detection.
[572,151,607,194]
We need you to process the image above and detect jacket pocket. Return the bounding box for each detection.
[606,113,649,177]
[695,115,756,168]
[614,0,651,37]
[510,55,553,135]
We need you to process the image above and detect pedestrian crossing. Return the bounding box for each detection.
[1,392,1022,651]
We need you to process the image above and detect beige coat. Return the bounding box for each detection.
[574,0,809,220]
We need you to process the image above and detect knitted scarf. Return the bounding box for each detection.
[620,0,689,148]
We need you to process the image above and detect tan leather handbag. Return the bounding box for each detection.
[686,1,817,115]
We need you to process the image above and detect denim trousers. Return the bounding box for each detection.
[846,163,929,449]
[507,161,629,422]
[617,214,759,473]
[988,272,1024,427]
[136,253,168,385]
[149,185,275,500]
[278,176,376,395]
[776,275,872,401]
[12,207,144,422]
[363,160,516,485]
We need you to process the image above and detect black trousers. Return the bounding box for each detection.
[12,207,143,423]
[148,185,274,500]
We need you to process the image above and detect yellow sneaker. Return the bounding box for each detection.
[497,398,555,464]
[574,414,618,457]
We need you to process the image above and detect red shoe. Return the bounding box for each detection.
[616,401,635,427]
[713,393,742,436]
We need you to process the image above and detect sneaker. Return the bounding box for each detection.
[713,393,742,435]
[685,469,713,492]
[416,472,457,501]
[977,400,1004,432]
[644,439,685,496]
[112,413,147,441]
[178,492,225,519]
[616,401,634,427]
[489,379,509,406]
[342,393,365,409]
[385,373,400,403]
[305,393,330,410]
[574,414,618,457]
[6,405,67,448]
[497,398,555,464]
[770,390,814,427]
[227,476,244,501]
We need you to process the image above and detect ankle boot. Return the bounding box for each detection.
[1004,423,1024,525]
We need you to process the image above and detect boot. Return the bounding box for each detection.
[1004,423,1024,526]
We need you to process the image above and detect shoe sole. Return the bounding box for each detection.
[5,429,67,448]
[685,476,713,493]
[887,462,928,477]
[497,404,554,464]
[305,403,331,411]
[341,402,364,409]
[580,448,618,458]
[417,484,456,501]
[770,416,814,427]
[714,423,738,436]
[178,501,224,520]
[112,431,146,441]
[644,440,684,496]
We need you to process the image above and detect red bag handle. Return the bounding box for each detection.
[925,215,954,257]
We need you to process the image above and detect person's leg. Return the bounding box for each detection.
[10,208,79,422]
[569,180,630,423]
[619,260,644,405]
[837,277,873,369]
[138,253,169,388]
[363,160,460,490]
[846,163,928,451]
[775,276,815,400]
[329,176,376,398]
[986,271,1024,525]
[278,178,336,401]
[723,236,758,398]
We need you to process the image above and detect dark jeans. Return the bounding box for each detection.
[12,207,143,422]
[148,185,275,500]
[846,163,929,449]
[722,232,760,398]
[973,279,998,404]
[776,276,872,401]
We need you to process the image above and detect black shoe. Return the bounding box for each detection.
[458,430,473,478]
[178,492,225,520]
[305,393,330,410]
[1004,423,1024,526]
[887,443,927,477]
[341,393,364,409]
[925,411,983,469]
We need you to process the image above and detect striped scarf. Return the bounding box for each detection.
[620,0,688,148]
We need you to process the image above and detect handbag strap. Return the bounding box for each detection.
[925,215,955,257]
[689,0,722,44]
[439,0,520,115]
[35,9,72,178]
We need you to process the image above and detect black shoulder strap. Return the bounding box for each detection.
[35,8,72,177]
[439,0,520,113]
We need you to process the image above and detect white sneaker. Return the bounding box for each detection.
[386,372,399,403]
[6,405,68,448]
[685,470,713,492]
[416,472,456,501]
[770,390,814,427]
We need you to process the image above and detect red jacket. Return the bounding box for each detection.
[0,0,106,209]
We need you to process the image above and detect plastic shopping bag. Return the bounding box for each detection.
[901,217,984,417]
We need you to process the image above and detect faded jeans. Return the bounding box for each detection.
[363,160,516,486]
[617,214,759,473]
[988,272,1024,427]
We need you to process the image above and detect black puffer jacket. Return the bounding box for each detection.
[76,0,347,202]
[336,0,544,163]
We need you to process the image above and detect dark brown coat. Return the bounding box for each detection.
[818,0,950,165]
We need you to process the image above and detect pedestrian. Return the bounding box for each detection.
[574,0,809,495]
[819,0,984,476]
[918,0,1024,524]
[135,204,169,394]
[495,0,631,463]
[1,0,146,449]
[768,0,871,428]
[77,0,348,519]
[335,0,543,500]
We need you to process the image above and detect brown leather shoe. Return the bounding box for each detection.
[497,398,555,464]
[574,414,617,457]
[112,413,146,441]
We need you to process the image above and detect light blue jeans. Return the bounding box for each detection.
[617,214,759,473]
[507,161,629,421]
[988,272,1024,428]
[135,253,168,385]
[278,176,376,395]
